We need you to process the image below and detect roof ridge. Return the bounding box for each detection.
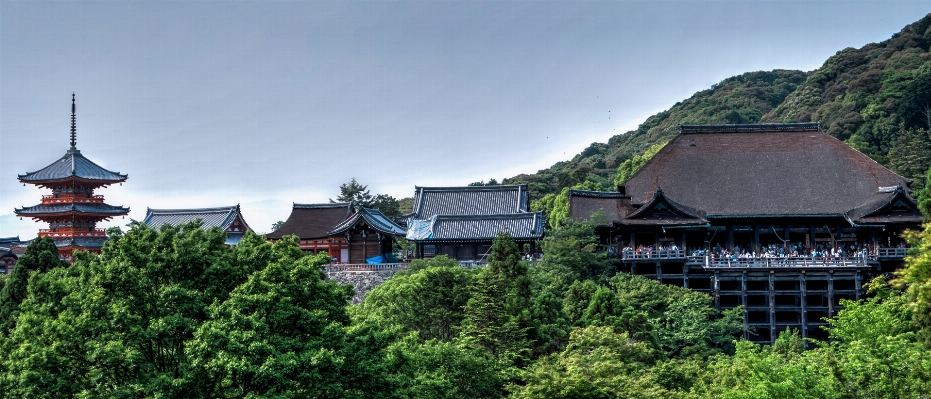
[678,122,821,134]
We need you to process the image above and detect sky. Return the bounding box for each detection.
[1,1,929,238]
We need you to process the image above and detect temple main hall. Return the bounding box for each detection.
[570,122,925,343]
[14,95,129,259]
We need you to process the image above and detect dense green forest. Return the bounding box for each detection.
[3,13,931,399]
[505,14,931,199]
[1,216,929,398]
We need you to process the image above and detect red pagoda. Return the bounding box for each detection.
[15,95,129,259]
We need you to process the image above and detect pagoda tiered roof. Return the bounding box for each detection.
[18,148,127,185]
[15,203,130,218]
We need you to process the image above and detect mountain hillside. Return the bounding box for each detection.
[506,13,931,200]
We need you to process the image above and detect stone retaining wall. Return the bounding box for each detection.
[325,270,401,304]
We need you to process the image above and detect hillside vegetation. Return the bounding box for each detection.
[507,13,931,198]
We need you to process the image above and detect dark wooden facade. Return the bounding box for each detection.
[267,203,405,263]
[570,123,925,343]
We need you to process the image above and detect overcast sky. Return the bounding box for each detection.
[1,1,928,238]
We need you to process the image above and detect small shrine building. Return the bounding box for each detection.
[142,205,252,245]
[266,202,406,263]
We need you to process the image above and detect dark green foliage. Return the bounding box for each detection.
[359,256,474,342]
[888,128,931,190]
[333,177,374,205]
[387,335,504,399]
[533,218,613,293]
[371,193,402,220]
[917,166,931,219]
[460,232,531,365]
[0,236,64,336]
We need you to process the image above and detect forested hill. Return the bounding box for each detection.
[505,13,931,199]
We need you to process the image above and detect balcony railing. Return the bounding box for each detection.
[621,250,687,261]
[41,195,105,204]
[877,247,908,258]
[38,228,107,238]
[704,256,872,269]
[323,263,409,272]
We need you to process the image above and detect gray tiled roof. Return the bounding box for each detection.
[329,207,406,236]
[407,212,545,242]
[143,205,250,232]
[15,203,130,216]
[409,185,530,220]
[52,237,108,249]
[845,186,924,225]
[19,148,127,183]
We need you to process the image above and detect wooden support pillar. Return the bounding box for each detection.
[753,225,760,254]
[655,262,662,283]
[809,225,817,251]
[800,271,808,339]
[726,226,734,251]
[741,271,748,340]
[784,225,790,254]
[713,271,721,309]
[828,271,835,317]
[630,263,637,275]
[769,271,776,344]
[682,265,689,289]
[855,271,862,301]
[630,232,636,248]
[680,232,687,250]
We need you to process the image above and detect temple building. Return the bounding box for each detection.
[399,185,545,261]
[569,123,924,343]
[267,202,406,263]
[14,95,129,259]
[142,205,252,245]
[0,237,21,274]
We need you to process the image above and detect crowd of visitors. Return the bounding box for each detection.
[621,242,874,261]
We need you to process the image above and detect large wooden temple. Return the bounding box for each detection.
[569,123,924,343]
[14,95,129,259]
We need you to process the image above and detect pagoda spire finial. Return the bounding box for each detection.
[70,93,77,149]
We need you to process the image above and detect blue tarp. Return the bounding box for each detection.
[366,255,385,264]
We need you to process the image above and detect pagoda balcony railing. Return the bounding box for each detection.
[877,247,908,258]
[41,195,105,204]
[621,250,687,261]
[38,228,107,238]
[703,256,873,269]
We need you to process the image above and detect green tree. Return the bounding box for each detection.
[546,180,607,229]
[0,236,65,336]
[460,232,531,366]
[888,128,931,191]
[271,220,285,231]
[897,224,931,345]
[510,326,665,399]
[371,193,402,220]
[386,335,504,399]
[533,218,613,294]
[189,248,395,397]
[333,177,374,206]
[358,256,475,342]
[914,166,931,219]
